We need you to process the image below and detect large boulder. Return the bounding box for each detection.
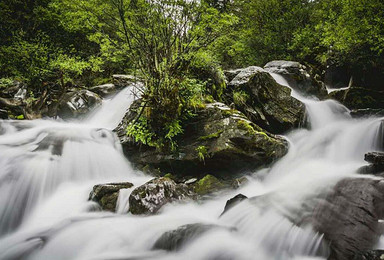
[225,66,305,134]
[311,178,384,260]
[119,102,288,177]
[129,177,194,215]
[328,87,384,110]
[89,182,134,212]
[264,60,327,98]
[57,90,102,119]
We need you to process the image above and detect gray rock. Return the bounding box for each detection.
[113,74,141,88]
[220,194,248,216]
[350,109,384,118]
[328,87,384,110]
[365,152,384,165]
[153,223,232,251]
[120,102,288,177]
[90,83,117,97]
[264,60,327,98]
[311,178,384,260]
[129,177,195,215]
[353,250,384,260]
[226,66,305,134]
[57,90,102,119]
[89,182,134,212]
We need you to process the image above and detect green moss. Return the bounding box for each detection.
[163,173,175,180]
[233,90,249,105]
[237,120,256,135]
[198,130,223,141]
[16,114,24,120]
[194,175,225,195]
[222,109,238,117]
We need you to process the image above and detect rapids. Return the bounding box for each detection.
[0,77,383,260]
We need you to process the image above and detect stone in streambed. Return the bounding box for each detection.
[89,182,134,212]
[153,223,234,251]
[129,177,195,215]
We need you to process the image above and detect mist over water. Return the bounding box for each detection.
[0,77,383,260]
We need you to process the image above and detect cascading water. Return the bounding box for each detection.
[0,76,383,260]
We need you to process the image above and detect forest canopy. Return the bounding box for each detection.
[1,0,383,147]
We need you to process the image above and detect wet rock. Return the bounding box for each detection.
[57,90,102,119]
[113,74,140,88]
[121,102,288,177]
[90,83,117,97]
[153,223,231,251]
[350,109,384,118]
[193,175,227,195]
[264,60,327,98]
[328,87,384,110]
[353,250,384,260]
[220,194,248,216]
[114,99,141,144]
[89,182,134,212]
[365,152,384,165]
[129,177,195,215]
[231,176,249,189]
[225,66,305,134]
[311,178,384,260]
[359,152,384,175]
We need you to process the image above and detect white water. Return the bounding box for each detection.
[0,77,383,260]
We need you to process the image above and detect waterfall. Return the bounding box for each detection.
[0,77,383,260]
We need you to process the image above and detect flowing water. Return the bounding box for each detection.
[0,77,383,260]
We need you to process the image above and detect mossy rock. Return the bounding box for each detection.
[225,66,305,134]
[119,102,288,178]
[328,87,384,110]
[193,175,226,195]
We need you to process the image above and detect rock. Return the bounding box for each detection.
[90,83,117,97]
[264,60,327,98]
[120,102,288,177]
[365,152,384,165]
[153,223,231,251]
[350,109,384,118]
[311,178,384,260]
[328,87,384,110]
[57,90,102,119]
[193,175,227,195]
[225,66,305,134]
[113,74,141,88]
[114,99,141,144]
[353,250,384,260]
[0,79,23,99]
[89,182,134,212]
[129,177,194,215]
[359,152,384,175]
[324,65,352,90]
[231,176,249,189]
[220,194,248,216]
[224,68,244,82]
